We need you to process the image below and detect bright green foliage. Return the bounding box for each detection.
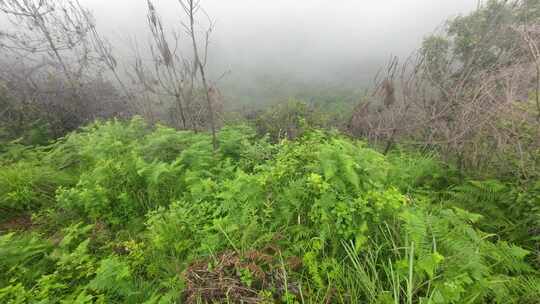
[0,163,69,213]
[0,118,538,303]
[53,120,274,227]
[0,233,52,288]
[451,180,540,256]
[0,145,74,218]
[386,150,458,193]
[341,206,539,304]
[0,223,146,303]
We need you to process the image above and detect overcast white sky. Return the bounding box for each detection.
[79,0,477,85]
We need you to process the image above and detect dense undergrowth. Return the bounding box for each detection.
[0,118,539,303]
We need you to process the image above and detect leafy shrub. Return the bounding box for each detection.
[386,150,459,193]
[451,180,540,258]
[54,119,272,227]
[0,233,52,288]
[0,118,538,303]
[252,99,327,142]
[340,206,539,304]
[0,162,73,215]
[0,223,146,303]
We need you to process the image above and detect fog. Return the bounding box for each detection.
[80,0,477,101]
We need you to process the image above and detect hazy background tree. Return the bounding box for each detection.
[349,0,540,179]
[0,0,129,140]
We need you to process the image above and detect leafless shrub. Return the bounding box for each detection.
[350,19,540,177]
[129,0,221,148]
[0,0,131,137]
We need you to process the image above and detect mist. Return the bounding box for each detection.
[80,1,475,87]
[71,1,478,106]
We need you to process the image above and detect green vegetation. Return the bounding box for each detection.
[1,118,538,303]
[1,0,539,302]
